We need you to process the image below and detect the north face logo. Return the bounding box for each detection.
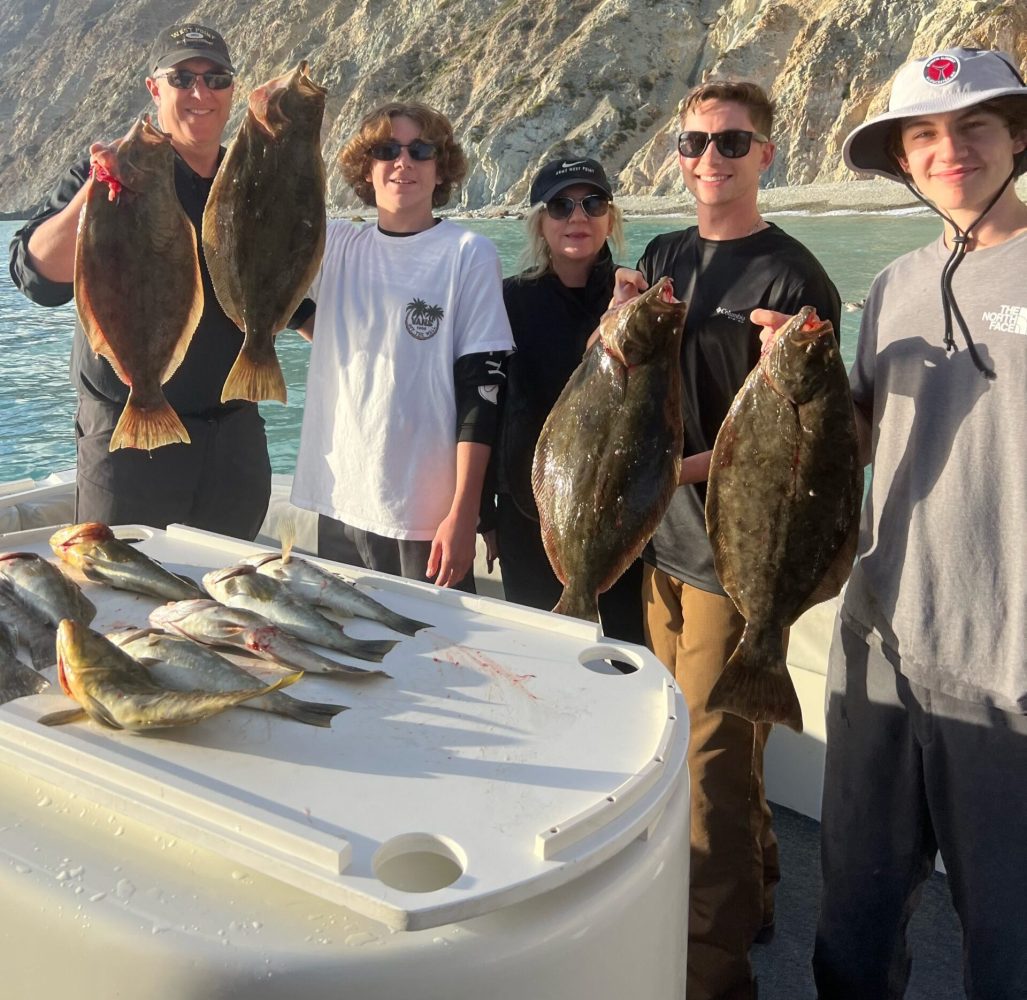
[981,304,1027,336]
[404,298,444,340]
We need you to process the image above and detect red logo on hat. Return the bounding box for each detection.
[924,55,960,85]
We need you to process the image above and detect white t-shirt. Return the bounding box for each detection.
[291,219,514,540]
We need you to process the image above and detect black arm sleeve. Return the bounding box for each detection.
[286,298,316,330]
[8,156,91,308]
[453,350,508,445]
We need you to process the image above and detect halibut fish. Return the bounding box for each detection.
[50,523,204,601]
[74,116,203,450]
[705,308,862,733]
[203,61,327,403]
[41,619,300,732]
[532,277,686,622]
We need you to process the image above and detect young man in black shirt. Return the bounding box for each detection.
[615,80,840,1000]
[8,24,273,538]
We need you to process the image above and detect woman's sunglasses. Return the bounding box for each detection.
[156,69,235,91]
[677,129,768,159]
[368,139,438,161]
[544,194,611,220]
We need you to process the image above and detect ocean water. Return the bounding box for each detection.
[0,213,941,483]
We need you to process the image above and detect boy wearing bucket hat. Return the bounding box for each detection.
[9,24,275,540]
[806,47,1027,999]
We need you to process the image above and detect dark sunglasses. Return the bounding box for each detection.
[368,139,438,162]
[156,69,235,91]
[544,194,611,220]
[677,129,768,159]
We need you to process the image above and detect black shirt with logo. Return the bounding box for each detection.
[638,223,841,593]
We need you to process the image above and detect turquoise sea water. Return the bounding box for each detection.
[0,214,941,483]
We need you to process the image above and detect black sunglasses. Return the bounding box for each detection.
[677,129,769,159]
[156,69,235,91]
[368,139,438,162]
[545,194,611,220]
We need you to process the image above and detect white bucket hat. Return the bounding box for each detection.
[843,47,1027,180]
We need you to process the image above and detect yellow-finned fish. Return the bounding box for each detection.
[41,619,300,731]
[49,523,204,601]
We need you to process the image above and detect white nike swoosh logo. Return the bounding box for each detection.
[561,160,588,168]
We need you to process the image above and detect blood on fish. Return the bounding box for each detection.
[90,163,123,198]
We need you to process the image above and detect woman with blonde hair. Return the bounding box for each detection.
[292,101,514,590]
[485,157,643,643]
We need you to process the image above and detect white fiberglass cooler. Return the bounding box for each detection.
[0,524,690,999]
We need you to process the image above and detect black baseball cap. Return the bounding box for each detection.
[150,23,235,75]
[529,157,613,204]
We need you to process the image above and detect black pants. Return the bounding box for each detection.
[495,493,645,644]
[75,397,271,541]
[317,514,476,593]
[813,617,1027,1000]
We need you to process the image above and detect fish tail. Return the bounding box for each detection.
[552,584,601,623]
[379,610,431,636]
[220,344,287,404]
[340,636,398,663]
[708,625,803,733]
[109,392,190,451]
[272,693,348,728]
[27,630,58,669]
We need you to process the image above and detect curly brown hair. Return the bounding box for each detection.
[338,101,468,208]
[678,80,774,137]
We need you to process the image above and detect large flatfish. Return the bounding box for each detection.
[203,60,327,404]
[705,307,862,732]
[532,277,686,622]
[74,116,203,451]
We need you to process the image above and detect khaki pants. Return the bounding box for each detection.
[643,565,778,1000]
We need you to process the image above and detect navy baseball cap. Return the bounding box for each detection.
[529,157,613,204]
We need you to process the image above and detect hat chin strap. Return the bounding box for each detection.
[890,154,1020,380]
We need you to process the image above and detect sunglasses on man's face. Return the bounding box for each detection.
[368,139,438,162]
[156,69,235,91]
[544,194,611,220]
[677,129,769,159]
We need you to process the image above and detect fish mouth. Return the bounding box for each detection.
[50,522,114,549]
[641,276,680,305]
[56,620,75,696]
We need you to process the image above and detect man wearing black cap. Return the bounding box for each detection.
[796,47,1027,999]
[614,80,840,1000]
[8,23,273,539]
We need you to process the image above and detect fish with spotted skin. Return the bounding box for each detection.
[532,276,687,622]
[240,551,429,636]
[110,628,347,728]
[705,307,862,733]
[49,523,204,601]
[203,565,397,662]
[74,116,203,450]
[40,619,300,731]
[149,599,389,679]
[203,61,327,403]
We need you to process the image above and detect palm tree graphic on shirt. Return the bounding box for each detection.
[404,298,445,340]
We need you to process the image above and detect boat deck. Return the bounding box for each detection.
[754,804,963,998]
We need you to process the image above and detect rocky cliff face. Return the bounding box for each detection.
[0,0,1024,216]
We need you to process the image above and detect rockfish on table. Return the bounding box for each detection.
[74,116,203,450]
[149,600,389,679]
[50,523,204,601]
[41,619,299,732]
[111,628,347,728]
[705,307,862,733]
[0,621,51,704]
[203,60,327,404]
[532,277,686,623]
[0,578,56,668]
[241,551,429,636]
[0,551,96,626]
[203,565,397,662]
